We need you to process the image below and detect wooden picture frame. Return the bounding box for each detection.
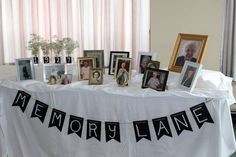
[88,68,103,85]
[83,50,104,69]
[168,33,207,73]
[77,57,95,80]
[15,58,35,81]
[108,51,130,75]
[142,68,169,91]
[177,61,202,92]
[137,52,153,74]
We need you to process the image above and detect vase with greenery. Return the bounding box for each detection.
[62,37,79,63]
[50,37,63,64]
[40,40,51,64]
[27,34,41,64]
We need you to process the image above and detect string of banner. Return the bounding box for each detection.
[12,90,214,143]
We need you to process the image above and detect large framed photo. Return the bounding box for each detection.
[168,33,207,73]
[77,57,95,80]
[142,68,169,91]
[114,58,132,87]
[43,64,65,83]
[84,50,104,68]
[15,58,35,81]
[108,51,129,75]
[88,68,103,85]
[137,52,153,74]
[177,61,202,92]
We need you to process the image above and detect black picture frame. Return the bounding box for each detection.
[108,51,129,75]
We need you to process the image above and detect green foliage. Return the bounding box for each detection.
[27,34,42,56]
[50,38,63,56]
[62,37,79,55]
[40,40,51,56]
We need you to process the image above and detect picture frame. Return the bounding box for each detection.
[137,52,153,74]
[168,33,208,73]
[77,57,95,80]
[114,57,132,87]
[177,61,202,92]
[43,64,65,83]
[88,68,103,85]
[60,74,73,85]
[142,68,169,91]
[147,60,160,69]
[108,51,130,75]
[83,50,104,69]
[15,58,35,81]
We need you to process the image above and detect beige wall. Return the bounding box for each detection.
[150,0,225,71]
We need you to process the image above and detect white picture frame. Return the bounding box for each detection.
[43,64,65,83]
[137,52,154,74]
[15,58,35,81]
[177,61,202,92]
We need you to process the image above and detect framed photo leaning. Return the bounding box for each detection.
[177,61,202,92]
[142,68,169,91]
[108,51,129,75]
[15,58,35,81]
[168,33,207,73]
[88,68,103,85]
[43,64,65,83]
[77,57,95,80]
[137,52,153,74]
[83,50,104,69]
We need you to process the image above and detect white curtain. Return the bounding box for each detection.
[0,0,150,66]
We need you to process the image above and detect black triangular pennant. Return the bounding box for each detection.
[133,120,151,142]
[48,108,66,132]
[171,111,193,135]
[31,100,48,123]
[12,90,31,112]
[152,117,172,140]
[86,119,101,141]
[68,115,84,137]
[190,102,214,128]
[105,122,120,142]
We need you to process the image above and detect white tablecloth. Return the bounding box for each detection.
[0,69,235,157]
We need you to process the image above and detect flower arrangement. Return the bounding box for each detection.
[40,40,51,56]
[27,34,42,56]
[50,37,63,56]
[62,37,79,56]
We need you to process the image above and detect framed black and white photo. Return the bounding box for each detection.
[16,58,35,81]
[108,51,129,75]
[137,52,153,74]
[177,61,202,92]
[84,50,104,69]
[43,64,65,83]
[142,68,169,91]
[88,68,103,85]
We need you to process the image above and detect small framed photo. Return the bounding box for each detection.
[61,74,73,85]
[168,33,208,73]
[114,58,132,87]
[142,68,169,91]
[137,52,153,73]
[43,64,65,83]
[84,50,104,68]
[108,51,130,75]
[88,68,103,85]
[147,60,160,69]
[15,58,35,81]
[48,75,57,85]
[177,61,202,92]
[77,57,95,80]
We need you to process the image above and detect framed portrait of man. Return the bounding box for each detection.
[137,52,153,74]
[83,50,104,69]
[77,57,95,80]
[168,33,208,73]
[15,58,35,81]
[177,61,202,92]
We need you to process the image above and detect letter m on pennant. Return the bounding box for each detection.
[12,90,31,112]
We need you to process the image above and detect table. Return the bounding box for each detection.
[0,69,235,157]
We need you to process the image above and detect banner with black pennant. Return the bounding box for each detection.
[12,90,31,112]
[171,111,193,135]
[68,115,84,137]
[87,120,101,141]
[105,122,120,142]
[152,117,172,140]
[31,100,48,123]
[190,103,214,128]
[133,120,151,142]
[48,108,66,132]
